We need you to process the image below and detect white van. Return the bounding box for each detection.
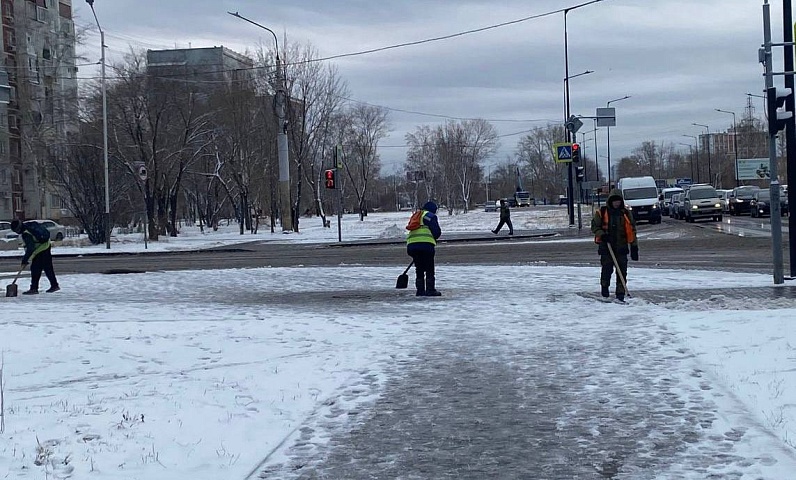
[616,176,662,224]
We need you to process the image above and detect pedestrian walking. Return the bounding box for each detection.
[406,201,442,296]
[590,189,638,301]
[491,199,514,235]
[10,219,60,295]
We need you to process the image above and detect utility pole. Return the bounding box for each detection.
[87,0,110,249]
[228,12,292,232]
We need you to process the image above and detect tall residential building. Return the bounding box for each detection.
[0,0,78,222]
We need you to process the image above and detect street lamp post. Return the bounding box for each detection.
[682,135,699,183]
[692,123,712,185]
[86,0,110,249]
[228,12,292,232]
[563,1,604,227]
[716,109,740,187]
[606,95,631,189]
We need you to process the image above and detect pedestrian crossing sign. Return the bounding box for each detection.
[553,143,574,163]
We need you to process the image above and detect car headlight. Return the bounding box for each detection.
[714,203,721,208]
[652,204,658,209]
[692,205,699,209]
[625,205,632,210]
[736,199,744,203]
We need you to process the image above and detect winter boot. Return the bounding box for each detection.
[425,275,441,296]
[415,276,425,297]
[601,286,610,298]
[616,293,625,302]
[22,288,39,295]
[46,286,60,293]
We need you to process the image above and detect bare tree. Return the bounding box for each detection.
[514,124,568,203]
[340,104,390,220]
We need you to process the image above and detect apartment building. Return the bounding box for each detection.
[0,0,78,222]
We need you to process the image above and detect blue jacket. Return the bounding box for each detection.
[20,222,51,264]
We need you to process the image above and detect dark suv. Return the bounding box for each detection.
[728,186,760,216]
[750,189,789,217]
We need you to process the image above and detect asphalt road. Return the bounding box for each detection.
[0,215,792,277]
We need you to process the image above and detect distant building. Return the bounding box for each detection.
[146,46,254,91]
[0,0,78,221]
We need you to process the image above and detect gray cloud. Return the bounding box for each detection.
[78,0,780,174]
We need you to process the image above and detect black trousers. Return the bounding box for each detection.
[30,247,58,291]
[600,253,628,295]
[409,249,436,293]
[494,218,513,234]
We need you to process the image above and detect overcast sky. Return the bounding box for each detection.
[76,0,784,176]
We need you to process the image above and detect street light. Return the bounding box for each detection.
[682,135,699,183]
[606,95,631,189]
[716,109,740,187]
[86,0,110,249]
[692,123,712,185]
[678,142,696,181]
[228,12,293,232]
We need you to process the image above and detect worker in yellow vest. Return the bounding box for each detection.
[406,201,442,296]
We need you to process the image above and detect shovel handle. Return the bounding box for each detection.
[10,264,25,286]
[606,243,631,298]
[402,260,414,275]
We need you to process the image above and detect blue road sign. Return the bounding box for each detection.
[557,145,572,160]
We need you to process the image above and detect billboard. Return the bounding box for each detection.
[737,158,770,180]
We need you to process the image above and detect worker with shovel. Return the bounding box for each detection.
[590,189,638,302]
[406,201,442,297]
[9,219,59,295]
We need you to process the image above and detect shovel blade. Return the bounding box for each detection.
[6,283,18,297]
[395,273,409,289]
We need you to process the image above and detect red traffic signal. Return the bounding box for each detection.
[571,143,580,162]
[324,169,336,189]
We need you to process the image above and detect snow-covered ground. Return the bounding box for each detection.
[1,207,796,479]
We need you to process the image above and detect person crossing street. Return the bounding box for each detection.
[491,199,514,235]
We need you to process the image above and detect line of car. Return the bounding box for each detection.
[665,185,788,222]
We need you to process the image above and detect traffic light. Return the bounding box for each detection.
[767,86,793,136]
[575,165,585,182]
[324,169,336,189]
[571,143,581,162]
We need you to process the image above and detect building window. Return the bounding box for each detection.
[0,168,7,185]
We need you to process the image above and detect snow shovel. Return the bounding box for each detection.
[395,260,414,289]
[5,264,25,298]
[606,243,631,298]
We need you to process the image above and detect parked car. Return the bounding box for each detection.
[728,185,760,216]
[0,220,12,239]
[484,200,499,212]
[683,184,722,222]
[749,189,789,218]
[661,187,684,216]
[5,219,67,241]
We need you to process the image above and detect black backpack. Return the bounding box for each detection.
[25,222,50,243]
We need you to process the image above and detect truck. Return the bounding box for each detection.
[615,176,662,224]
[513,167,532,207]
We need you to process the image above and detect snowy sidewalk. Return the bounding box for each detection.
[259,290,796,479]
[2,265,796,479]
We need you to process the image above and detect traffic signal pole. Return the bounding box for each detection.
[564,10,575,227]
[763,0,785,284]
